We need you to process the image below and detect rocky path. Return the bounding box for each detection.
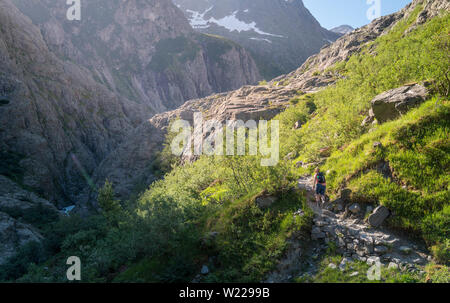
[265,176,431,282]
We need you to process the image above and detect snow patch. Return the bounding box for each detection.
[250,37,272,44]
[186,8,285,38]
[186,6,214,29]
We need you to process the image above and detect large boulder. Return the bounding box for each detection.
[349,203,361,214]
[368,206,390,227]
[0,175,57,212]
[370,84,429,123]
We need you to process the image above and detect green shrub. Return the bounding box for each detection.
[430,240,450,265]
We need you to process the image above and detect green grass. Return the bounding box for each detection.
[201,189,312,282]
[319,100,449,247]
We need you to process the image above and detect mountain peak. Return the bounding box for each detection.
[173,0,340,79]
[330,25,355,35]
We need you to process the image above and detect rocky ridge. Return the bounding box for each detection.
[271,0,449,92]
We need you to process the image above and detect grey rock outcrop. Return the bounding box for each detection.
[0,175,57,212]
[368,206,390,227]
[370,84,429,123]
[1,0,150,205]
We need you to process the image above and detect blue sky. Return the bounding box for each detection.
[303,0,412,30]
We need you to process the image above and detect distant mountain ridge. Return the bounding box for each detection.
[173,0,341,79]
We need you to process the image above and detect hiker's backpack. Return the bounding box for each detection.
[317,172,325,184]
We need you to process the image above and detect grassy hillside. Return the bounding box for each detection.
[1,7,448,283]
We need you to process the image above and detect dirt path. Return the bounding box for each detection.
[265,176,431,282]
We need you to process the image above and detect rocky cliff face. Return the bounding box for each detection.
[173,0,341,79]
[11,0,261,113]
[1,0,132,262]
[1,0,150,206]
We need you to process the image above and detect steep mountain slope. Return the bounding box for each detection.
[0,0,153,263]
[90,0,448,201]
[173,0,341,79]
[11,0,261,113]
[0,0,150,206]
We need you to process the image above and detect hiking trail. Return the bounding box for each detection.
[265,176,432,282]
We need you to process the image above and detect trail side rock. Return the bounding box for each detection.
[370,84,429,123]
[349,203,361,214]
[368,206,390,227]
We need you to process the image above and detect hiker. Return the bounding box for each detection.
[313,167,326,206]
